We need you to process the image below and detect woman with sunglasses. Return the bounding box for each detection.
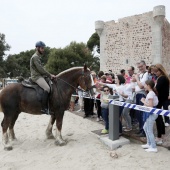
[154,64,170,145]
[97,74,126,135]
[100,86,111,134]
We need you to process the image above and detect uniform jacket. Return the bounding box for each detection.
[30,52,51,82]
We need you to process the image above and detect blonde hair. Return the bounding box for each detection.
[154,64,170,84]
[91,71,96,76]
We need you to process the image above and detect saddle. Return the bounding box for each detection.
[22,77,53,102]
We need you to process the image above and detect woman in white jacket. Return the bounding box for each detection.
[97,74,126,135]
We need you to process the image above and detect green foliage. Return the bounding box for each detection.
[46,48,69,74]
[1,32,100,78]
[4,47,51,78]
[87,32,100,53]
[5,50,34,78]
[0,33,10,77]
[46,41,99,74]
[0,33,10,58]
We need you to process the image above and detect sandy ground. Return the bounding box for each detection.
[0,111,170,170]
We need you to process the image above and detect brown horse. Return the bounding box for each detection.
[0,65,94,150]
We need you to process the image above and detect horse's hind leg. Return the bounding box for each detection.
[55,112,66,146]
[1,116,13,151]
[8,113,19,142]
[46,115,55,139]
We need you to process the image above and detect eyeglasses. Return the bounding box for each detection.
[104,90,109,92]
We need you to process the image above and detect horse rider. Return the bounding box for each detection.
[30,41,56,114]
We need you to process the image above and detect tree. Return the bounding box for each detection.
[87,32,100,53]
[4,47,51,78]
[0,33,10,59]
[0,33,10,77]
[46,41,99,74]
[3,41,100,78]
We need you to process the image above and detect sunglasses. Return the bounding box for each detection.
[104,89,109,92]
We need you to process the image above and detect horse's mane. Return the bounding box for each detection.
[56,67,84,77]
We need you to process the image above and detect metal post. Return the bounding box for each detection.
[109,96,119,141]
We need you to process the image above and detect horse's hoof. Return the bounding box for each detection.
[46,132,55,139]
[4,146,13,151]
[54,140,66,146]
[46,135,55,139]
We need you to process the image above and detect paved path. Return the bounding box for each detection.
[70,104,170,150]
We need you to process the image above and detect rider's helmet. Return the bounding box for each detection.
[35,41,46,48]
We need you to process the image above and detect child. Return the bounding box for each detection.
[100,86,111,134]
[140,80,158,153]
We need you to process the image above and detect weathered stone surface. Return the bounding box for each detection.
[95,5,170,74]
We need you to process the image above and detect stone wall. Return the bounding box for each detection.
[96,5,170,74]
[162,19,170,74]
[100,12,153,74]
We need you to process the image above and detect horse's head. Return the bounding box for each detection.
[78,65,95,97]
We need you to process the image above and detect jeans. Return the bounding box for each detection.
[136,93,146,134]
[101,108,109,130]
[122,99,132,129]
[143,113,158,148]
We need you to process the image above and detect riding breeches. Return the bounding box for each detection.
[36,77,50,93]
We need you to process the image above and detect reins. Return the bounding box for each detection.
[54,77,86,93]
[53,69,94,98]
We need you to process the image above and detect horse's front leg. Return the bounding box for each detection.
[1,117,13,151]
[8,129,17,141]
[8,113,19,142]
[54,112,66,146]
[46,115,55,139]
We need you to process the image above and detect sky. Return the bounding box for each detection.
[1,0,170,55]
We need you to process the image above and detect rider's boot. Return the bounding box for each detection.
[41,90,49,115]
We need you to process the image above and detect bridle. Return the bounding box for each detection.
[55,77,85,92]
[55,70,94,94]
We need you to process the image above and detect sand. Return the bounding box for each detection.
[0,111,170,170]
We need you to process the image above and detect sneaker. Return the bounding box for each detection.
[165,123,170,127]
[141,144,150,149]
[145,147,157,153]
[100,118,104,121]
[156,139,163,145]
[101,129,108,134]
[99,117,103,121]
[83,115,89,118]
[124,128,132,132]
[96,118,100,122]
[77,109,83,112]
[155,137,161,142]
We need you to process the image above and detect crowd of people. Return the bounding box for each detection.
[70,60,170,153]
